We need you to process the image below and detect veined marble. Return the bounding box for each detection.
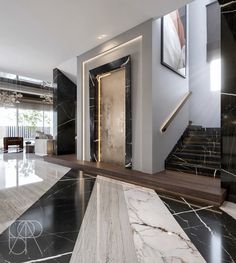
[71,176,205,263]
[221,201,236,220]
[0,168,95,262]
[0,168,235,262]
[70,176,138,263]
[162,196,236,263]
[123,185,206,263]
[0,153,70,234]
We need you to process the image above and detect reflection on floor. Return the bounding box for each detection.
[161,197,236,263]
[0,153,70,234]
[0,153,235,262]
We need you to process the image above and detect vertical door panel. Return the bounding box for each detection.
[100,69,125,165]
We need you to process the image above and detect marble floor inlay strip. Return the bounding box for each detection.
[70,176,138,263]
[122,184,206,263]
[0,169,96,263]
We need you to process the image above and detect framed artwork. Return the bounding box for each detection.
[161,6,187,78]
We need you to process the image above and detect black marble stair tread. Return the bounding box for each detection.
[188,125,204,131]
[188,125,220,132]
[166,125,221,179]
[165,161,220,171]
[173,152,221,162]
[188,129,220,134]
[166,154,220,169]
[165,164,220,178]
[188,132,220,136]
[183,138,220,147]
[176,148,220,155]
[181,145,221,152]
[185,137,221,143]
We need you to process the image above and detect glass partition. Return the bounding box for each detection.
[0,104,53,150]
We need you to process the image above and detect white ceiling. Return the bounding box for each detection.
[0,0,191,82]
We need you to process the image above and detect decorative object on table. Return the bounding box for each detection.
[25,144,35,153]
[35,131,53,139]
[161,5,187,78]
[0,91,23,107]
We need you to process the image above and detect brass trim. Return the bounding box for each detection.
[160,91,192,133]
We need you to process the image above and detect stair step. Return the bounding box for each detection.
[173,152,221,162]
[181,144,221,152]
[186,135,220,142]
[188,131,221,136]
[176,148,220,156]
[165,162,220,178]
[182,139,220,146]
[188,125,204,131]
[165,125,221,179]
[188,125,220,133]
[167,156,220,169]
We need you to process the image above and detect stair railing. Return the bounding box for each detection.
[160,91,192,133]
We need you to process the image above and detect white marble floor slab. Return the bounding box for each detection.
[0,153,70,234]
[70,176,139,263]
[220,201,236,220]
[71,176,206,263]
[123,185,206,263]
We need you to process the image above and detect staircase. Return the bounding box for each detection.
[165,125,221,178]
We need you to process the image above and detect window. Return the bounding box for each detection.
[0,103,53,149]
[206,2,221,62]
[210,58,221,92]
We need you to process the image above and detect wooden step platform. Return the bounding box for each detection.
[44,154,226,207]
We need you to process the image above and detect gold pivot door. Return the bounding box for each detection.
[98,68,125,165]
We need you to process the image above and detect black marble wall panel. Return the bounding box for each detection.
[89,56,132,168]
[218,0,236,202]
[53,69,77,155]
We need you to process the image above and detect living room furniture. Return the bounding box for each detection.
[35,139,54,156]
[25,144,35,153]
[3,137,23,152]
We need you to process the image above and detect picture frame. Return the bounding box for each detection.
[161,6,187,78]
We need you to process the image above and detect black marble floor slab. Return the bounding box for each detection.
[0,169,96,263]
[161,196,236,263]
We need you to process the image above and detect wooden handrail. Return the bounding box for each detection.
[160,91,192,133]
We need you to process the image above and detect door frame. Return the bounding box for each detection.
[89,55,132,168]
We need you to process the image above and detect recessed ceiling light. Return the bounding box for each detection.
[97,34,107,40]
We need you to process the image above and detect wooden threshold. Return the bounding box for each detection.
[44,154,226,207]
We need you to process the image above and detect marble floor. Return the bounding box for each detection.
[0,153,235,263]
[0,152,70,235]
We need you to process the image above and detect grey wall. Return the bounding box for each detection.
[76,15,192,173]
[189,0,221,128]
[77,20,153,173]
[152,18,190,172]
[57,57,77,84]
